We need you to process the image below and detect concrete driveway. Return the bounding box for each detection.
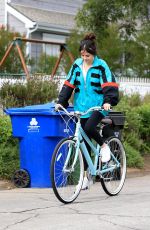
[0,172,150,230]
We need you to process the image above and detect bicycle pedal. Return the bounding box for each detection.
[82,186,89,190]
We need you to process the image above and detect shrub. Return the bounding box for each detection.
[128,93,142,107]
[143,94,150,104]
[125,132,142,152]
[0,116,19,179]
[0,76,59,108]
[0,115,12,144]
[124,142,144,168]
[115,93,150,167]
[0,144,19,179]
[115,95,141,139]
[137,103,150,154]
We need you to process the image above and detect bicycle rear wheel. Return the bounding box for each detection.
[101,137,126,196]
[51,137,84,204]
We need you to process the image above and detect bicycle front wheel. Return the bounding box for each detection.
[101,137,126,196]
[51,137,84,204]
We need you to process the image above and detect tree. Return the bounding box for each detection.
[76,0,150,40]
[74,0,150,78]
[120,0,150,21]
[97,24,123,72]
[136,24,150,77]
[76,0,123,40]
[62,30,84,73]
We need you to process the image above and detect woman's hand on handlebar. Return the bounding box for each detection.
[103,103,111,111]
[54,103,62,111]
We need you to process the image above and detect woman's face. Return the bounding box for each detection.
[81,50,94,65]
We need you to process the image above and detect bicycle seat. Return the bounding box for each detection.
[101,118,112,125]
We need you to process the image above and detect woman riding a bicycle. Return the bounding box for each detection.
[55,33,119,190]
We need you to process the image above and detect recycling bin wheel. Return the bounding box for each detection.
[12,169,30,188]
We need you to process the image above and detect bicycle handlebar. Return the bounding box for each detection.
[55,104,107,117]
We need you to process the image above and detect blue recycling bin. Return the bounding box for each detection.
[5,103,75,188]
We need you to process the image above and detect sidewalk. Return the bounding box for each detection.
[1,174,150,230]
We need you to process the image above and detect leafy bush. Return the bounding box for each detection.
[143,94,150,104]
[115,95,141,137]
[128,93,142,107]
[124,142,144,168]
[137,103,150,153]
[115,93,150,168]
[0,76,59,108]
[125,132,142,152]
[0,144,19,179]
[0,115,12,144]
[0,116,19,179]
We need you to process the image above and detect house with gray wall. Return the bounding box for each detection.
[0,0,85,62]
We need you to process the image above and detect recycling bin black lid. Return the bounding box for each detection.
[4,102,74,116]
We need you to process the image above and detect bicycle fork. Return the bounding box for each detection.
[63,140,80,173]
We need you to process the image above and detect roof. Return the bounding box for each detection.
[9,4,76,31]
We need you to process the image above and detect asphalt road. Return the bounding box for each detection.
[0,173,150,230]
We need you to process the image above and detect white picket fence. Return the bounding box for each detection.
[56,76,150,96]
[118,77,150,96]
[0,76,150,96]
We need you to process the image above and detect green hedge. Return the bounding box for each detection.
[124,142,144,168]
[0,116,19,179]
[0,76,58,108]
[115,93,150,168]
[138,103,150,151]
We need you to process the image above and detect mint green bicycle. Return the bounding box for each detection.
[51,105,126,204]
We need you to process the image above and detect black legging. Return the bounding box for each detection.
[80,111,104,170]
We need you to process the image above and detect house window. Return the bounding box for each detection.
[43,33,66,57]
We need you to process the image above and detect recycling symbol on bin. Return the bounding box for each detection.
[30,118,38,126]
[28,118,40,132]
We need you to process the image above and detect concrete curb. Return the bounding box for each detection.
[1,168,150,190]
[0,180,15,190]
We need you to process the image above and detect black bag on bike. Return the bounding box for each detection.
[102,112,125,140]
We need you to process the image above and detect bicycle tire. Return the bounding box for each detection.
[100,137,126,196]
[51,137,84,204]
